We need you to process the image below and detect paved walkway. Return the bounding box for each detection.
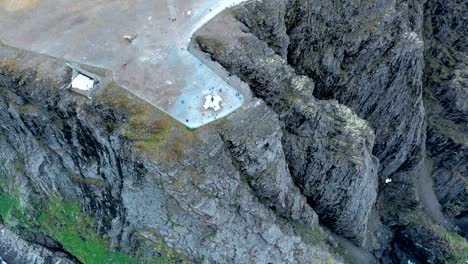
[0,0,247,128]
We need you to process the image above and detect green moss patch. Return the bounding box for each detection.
[0,193,16,222]
[293,222,322,246]
[138,229,193,264]
[37,197,192,264]
[0,58,19,74]
[17,102,40,115]
[37,197,138,264]
[403,211,468,263]
[67,170,109,188]
[438,231,468,264]
[96,82,197,161]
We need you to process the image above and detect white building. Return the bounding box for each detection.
[66,63,102,98]
[72,74,94,91]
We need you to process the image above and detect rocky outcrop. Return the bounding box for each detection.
[232,0,289,58]
[0,226,78,264]
[195,13,379,245]
[284,0,426,177]
[232,0,426,178]
[196,0,468,263]
[219,100,318,227]
[0,0,466,263]
[423,0,468,236]
[0,45,342,263]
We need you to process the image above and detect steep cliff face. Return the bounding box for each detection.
[0,45,343,263]
[235,0,426,178]
[0,0,467,263]
[196,0,467,263]
[195,14,379,246]
[423,0,468,236]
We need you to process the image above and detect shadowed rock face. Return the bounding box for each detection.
[423,0,468,236]
[0,0,467,263]
[197,0,468,262]
[195,14,379,245]
[0,46,340,264]
[234,0,426,177]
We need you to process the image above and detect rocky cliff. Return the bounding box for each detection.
[195,0,467,263]
[0,0,467,263]
[0,45,343,263]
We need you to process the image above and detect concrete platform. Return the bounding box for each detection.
[0,0,247,128]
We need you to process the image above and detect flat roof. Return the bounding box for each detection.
[0,0,247,128]
[72,74,94,91]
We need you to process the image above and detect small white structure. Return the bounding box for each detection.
[203,94,222,111]
[65,63,102,98]
[72,74,94,91]
[123,34,137,42]
[385,178,392,184]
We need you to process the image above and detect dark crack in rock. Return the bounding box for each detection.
[195,13,379,245]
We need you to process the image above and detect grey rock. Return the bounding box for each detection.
[0,46,342,264]
[284,0,426,177]
[0,0,466,263]
[231,0,290,58]
[196,0,468,262]
[0,227,78,264]
[423,0,468,236]
[219,98,319,227]
[195,13,379,245]
[235,0,425,177]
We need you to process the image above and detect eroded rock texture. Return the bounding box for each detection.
[0,46,341,263]
[196,0,467,263]
[424,0,468,236]
[0,0,467,263]
[235,0,426,177]
[196,15,379,245]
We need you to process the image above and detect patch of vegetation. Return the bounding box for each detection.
[169,166,211,191]
[0,58,19,74]
[69,175,110,188]
[427,55,450,78]
[403,211,468,264]
[96,82,197,161]
[293,220,357,263]
[0,186,30,225]
[331,242,356,264]
[444,182,468,216]
[1,191,191,264]
[67,170,109,188]
[312,256,338,264]
[437,231,468,264]
[138,229,194,264]
[17,102,40,115]
[79,64,110,79]
[239,174,250,184]
[366,16,382,31]
[429,116,468,145]
[37,197,139,264]
[195,36,227,57]
[143,238,192,264]
[293,222,322,246]
[226,4,242,18]
[0,193,16,222]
